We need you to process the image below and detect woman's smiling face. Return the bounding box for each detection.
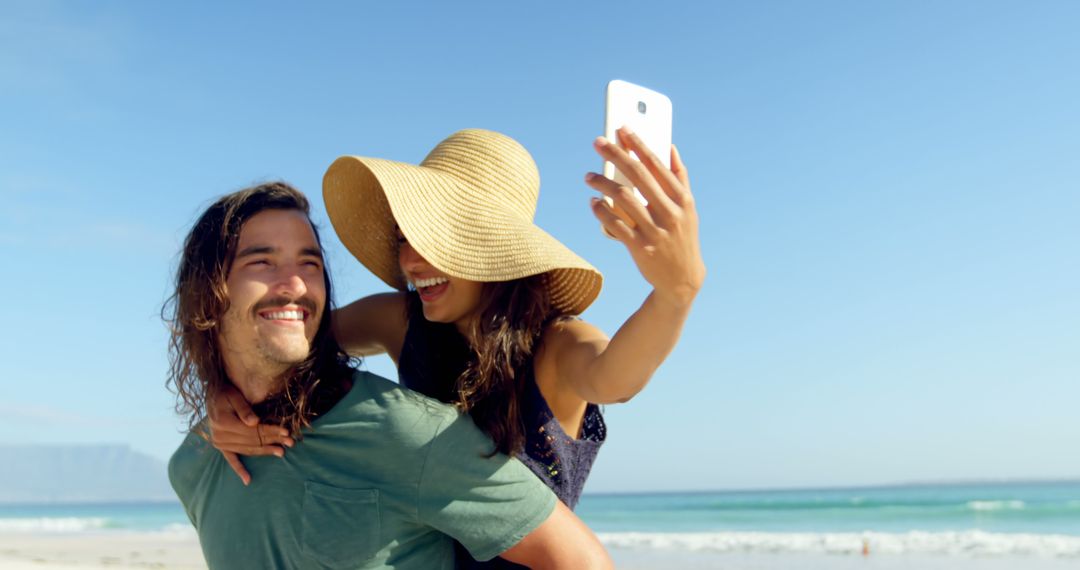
[396,228,484,334]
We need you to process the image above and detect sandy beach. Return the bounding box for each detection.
[3,533,1080,569]
[0,532,206,569]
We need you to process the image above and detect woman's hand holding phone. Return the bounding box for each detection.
[586,127,705,308]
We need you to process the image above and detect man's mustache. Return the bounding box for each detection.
[251,296,319,317]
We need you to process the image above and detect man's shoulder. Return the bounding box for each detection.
[167,429,216,500]
[346,369,461,422]
[316,369,465,446]
[168,429,212,469]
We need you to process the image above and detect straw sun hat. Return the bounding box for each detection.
[322,129,603,315]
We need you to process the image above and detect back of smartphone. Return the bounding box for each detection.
[603,80,673,196]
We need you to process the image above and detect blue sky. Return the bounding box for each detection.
[2,1,1077,493]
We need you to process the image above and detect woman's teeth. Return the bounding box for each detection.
[413,276,449,289]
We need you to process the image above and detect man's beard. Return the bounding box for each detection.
[250,295,319,366]
[255,333,312,366]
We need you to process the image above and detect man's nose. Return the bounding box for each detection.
[273,270,308,298]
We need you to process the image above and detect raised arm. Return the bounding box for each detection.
[549,128,704,405]
[331,291,409,361]
[499,500,613,569]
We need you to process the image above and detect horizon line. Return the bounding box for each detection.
[583,476,1080,498]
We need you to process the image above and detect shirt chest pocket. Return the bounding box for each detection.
[301,481,381,568]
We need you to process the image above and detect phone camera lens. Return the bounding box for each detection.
[637,101,647,114]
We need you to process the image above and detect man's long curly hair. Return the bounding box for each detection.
[163,181,352,436]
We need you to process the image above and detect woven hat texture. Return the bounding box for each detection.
[323,129,602,315]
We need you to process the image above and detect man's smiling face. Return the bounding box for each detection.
[218,209,326,374]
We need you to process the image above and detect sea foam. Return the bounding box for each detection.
[0,517,110,533]
[968,500,1026,511]
[598,530,1080,558]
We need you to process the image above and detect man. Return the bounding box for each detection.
[166,182,611,569]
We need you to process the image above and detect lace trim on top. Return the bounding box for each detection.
[520,372,605,509]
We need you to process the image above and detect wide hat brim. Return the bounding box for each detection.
[323,129,602,315]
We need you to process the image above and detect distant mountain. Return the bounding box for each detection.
[0,444,176,504]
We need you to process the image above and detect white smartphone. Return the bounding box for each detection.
[603,79,673,212]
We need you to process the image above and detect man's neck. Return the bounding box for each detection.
[222,353,289,404]
[219,348,352,428]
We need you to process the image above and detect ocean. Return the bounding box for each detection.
[578,481,1080,558]
[3,481,1079,560]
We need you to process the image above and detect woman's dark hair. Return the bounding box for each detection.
[163,181,352,437]
[408,274,560,456]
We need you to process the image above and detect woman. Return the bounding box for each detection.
[210,127,703,563]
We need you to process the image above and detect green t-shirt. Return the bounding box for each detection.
[169,370,556,569]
